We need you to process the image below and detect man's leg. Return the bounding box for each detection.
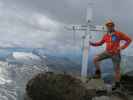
[93,51,110,78]
[115,64,121,82]
[93,55,101,78]
[112,53,121,90]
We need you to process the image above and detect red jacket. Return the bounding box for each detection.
[90,31,132,54]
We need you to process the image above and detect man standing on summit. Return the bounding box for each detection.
[90,20,132,89]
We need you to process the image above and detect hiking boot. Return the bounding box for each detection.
[93,70,101,79]
[112,82,121,91]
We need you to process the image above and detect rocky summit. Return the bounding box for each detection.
[25,72,133,100]
[25,72,91,100]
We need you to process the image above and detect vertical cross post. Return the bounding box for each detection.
[65,2,106,78]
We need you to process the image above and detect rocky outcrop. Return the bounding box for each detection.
[25,72,132,100]
[25,72,91,100]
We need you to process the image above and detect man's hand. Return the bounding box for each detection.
[89,39,105,46]
[117,47,123,51]
[114,47,123,54]
[89,41,93,45]
[89,41,96,46]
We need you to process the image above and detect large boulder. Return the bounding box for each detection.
[25,72,91,100]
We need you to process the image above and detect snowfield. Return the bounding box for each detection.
[6,52,43,65]
[12,52,41,61]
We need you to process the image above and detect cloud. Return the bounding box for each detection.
[0,0,82,55]
[0,0,132,56]
[0,1,65,48]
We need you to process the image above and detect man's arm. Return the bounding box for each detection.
[119,32,132,50]
[89,36,105,46]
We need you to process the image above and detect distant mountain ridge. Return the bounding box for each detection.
[0,48,132,76]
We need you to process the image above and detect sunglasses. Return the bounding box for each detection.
[106,23,114,27]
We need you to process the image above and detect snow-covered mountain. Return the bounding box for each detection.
[0,50,48,100]
[0,61,16,100]
[6,52,43,65]
[0,60,48,100]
